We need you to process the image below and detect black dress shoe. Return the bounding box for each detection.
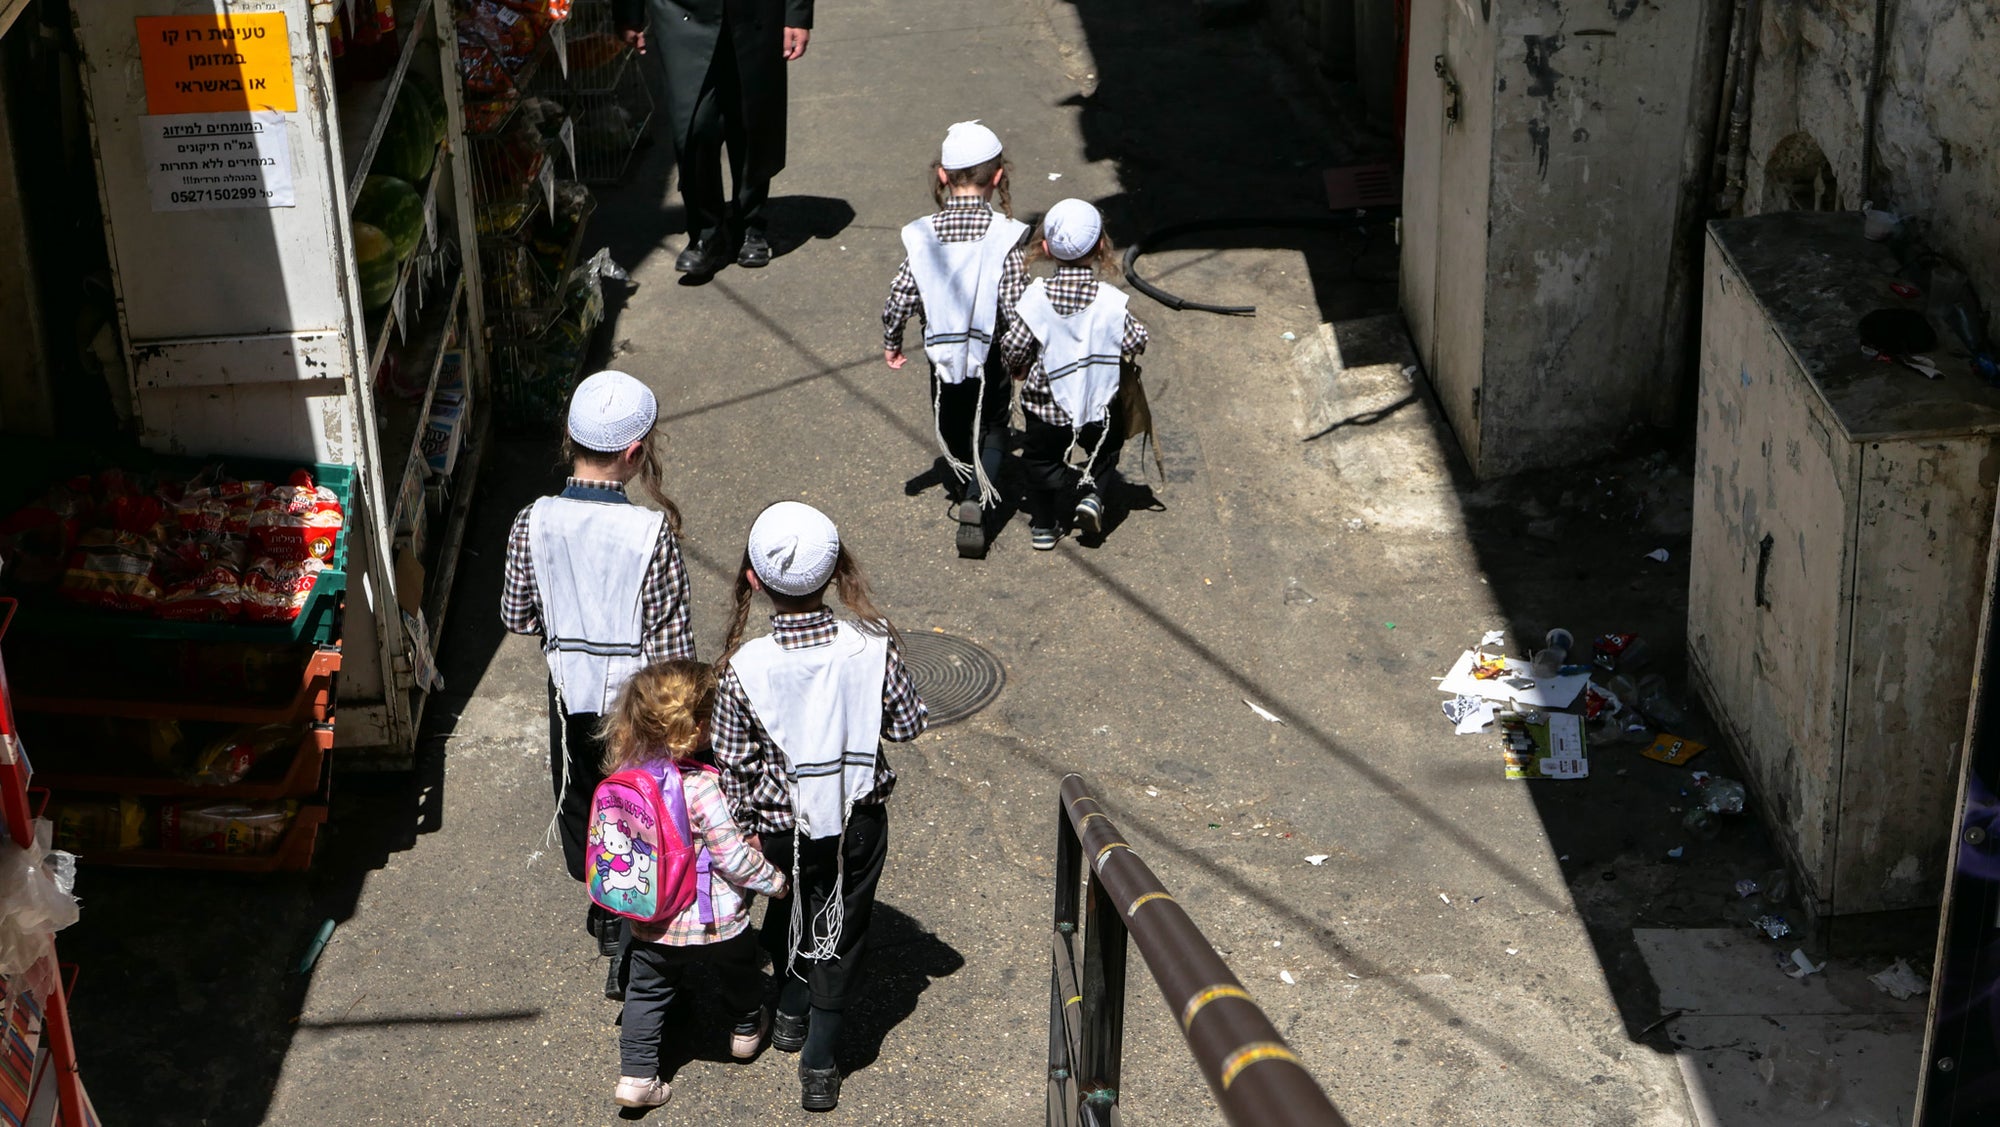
[771,1009,808,1053]
[603,952,627,1001]
[675,238,730,275]
[799,1065,842,1112]
[737,231,772,268]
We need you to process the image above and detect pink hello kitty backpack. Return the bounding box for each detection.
[586,759,716,924]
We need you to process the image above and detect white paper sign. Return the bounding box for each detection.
[141,111,295,211]
[552,19,570,79]
[538,155,556,218]
[422,187,438,251]
[559,116,577,175]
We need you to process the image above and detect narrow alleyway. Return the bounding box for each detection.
[64,1,1757,1123]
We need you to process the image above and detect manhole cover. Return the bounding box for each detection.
[901,632,1004,726]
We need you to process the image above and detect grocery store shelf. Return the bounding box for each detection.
[77,805,327,873]
[377,271,467,531]
[363,157,452,378]
[340,0,439,202]
[423,407,488,642]
[16,648,340,726]
[34,725,333,802]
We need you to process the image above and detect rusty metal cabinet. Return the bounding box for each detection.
[1689,212,2000,918]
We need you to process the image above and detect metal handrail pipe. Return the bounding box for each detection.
[1059,774,1348,1126]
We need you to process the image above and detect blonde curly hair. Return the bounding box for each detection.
[598,660,715,774]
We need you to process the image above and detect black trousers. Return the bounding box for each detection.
[682,22,768,246]
[755,803,888,1012]
[931,352,1011,504]
[547,681,610,884]
[1021,411,1126,529]
[619,930,767,1076]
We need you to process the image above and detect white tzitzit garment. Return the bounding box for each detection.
[528,496,664,839]
[1014,278,1130,486]
[901,211,1028,505]
[730,622,889,972]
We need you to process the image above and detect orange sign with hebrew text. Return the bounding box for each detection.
[137,12,296,115]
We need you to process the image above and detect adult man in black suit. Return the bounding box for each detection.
[615,0,812,274]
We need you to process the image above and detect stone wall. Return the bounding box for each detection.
[1746,0,2000,338]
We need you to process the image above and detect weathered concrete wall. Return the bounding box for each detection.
[1745,0,2000,338]
[1401,0,1726,479]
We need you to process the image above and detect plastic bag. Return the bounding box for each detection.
[0,820,82,978]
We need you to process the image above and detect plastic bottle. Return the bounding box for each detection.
[1636,673,1686,727]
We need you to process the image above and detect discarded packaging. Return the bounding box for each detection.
[1784,948,1824,980]
[1645,548,1671,562]
[1442,694,1497,735]
[1869,958,1929,1000]
[1243,699,1286,724]
[1304,854,1329,866]
[1643,733,1707,767]
[1592,633,1650,673]
[1681,808,1720,841]
[1753,914,1794,940]
[1279,969,1296,985]
[1635,673,1687,727]
[1497,709,1588,780]
[1735,878,1762,899]
[1439,649,1591,709]
[1667,846,1685,859]
[1697,776,1748,815]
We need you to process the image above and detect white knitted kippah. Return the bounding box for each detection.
[940,120,1003,171]
[1043,198,1103,261]
[567,370,657,453]
[748,501,841,597]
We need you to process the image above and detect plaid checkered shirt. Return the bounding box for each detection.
[882,197,1031,354]
[1001,265,1150,427]
[499,479,696,667]
[712,609,930,836]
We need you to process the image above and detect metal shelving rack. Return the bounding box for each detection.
[64,0,491,773]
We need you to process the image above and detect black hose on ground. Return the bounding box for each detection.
[1120,212,1399,316]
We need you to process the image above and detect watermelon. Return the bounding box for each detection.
[409,74,448,144]
[354,221,399,311]
[377,93,438,183]
[354,174,424,261]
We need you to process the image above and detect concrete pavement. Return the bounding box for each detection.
[63,0,1851,1122]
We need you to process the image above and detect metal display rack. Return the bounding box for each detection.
[55,0,492,780]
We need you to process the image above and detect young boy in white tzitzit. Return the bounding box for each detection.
[500,370,695,1000]
[711,501,928,1112]
[881,120,1031,559]
[1001,198,1151,550]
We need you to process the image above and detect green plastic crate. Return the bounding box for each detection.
[0,454,354,648]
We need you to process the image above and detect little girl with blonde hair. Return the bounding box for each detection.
[597,660,787,1111]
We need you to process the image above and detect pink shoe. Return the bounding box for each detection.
[613,1075,670,1108]
[731,1007,770,1060]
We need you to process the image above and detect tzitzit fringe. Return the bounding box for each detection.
[931,372,1001,508]
[786,797,856,980]
[543,680,572,855]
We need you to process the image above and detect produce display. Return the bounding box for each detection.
[354,221,400,311]
[0,466,344,627]
[355,174,426,261]
[376,76,448,184]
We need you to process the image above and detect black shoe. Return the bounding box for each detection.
[737,231,772,268]
[771,1009,808,1053]
[800,1065,842,1112]
[675,237,730,275]
[603,953,626,1001]
[592,909,622,957]
[955,501,987,559]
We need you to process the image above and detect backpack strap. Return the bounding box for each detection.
[649,759,716,926]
